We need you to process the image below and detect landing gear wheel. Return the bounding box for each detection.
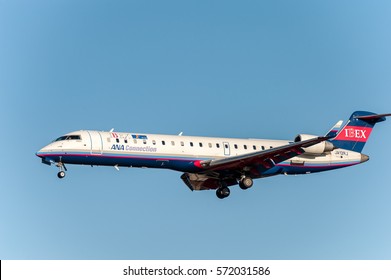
[239,176,253,190]
[216,187,230,199]
[57,171,66,179]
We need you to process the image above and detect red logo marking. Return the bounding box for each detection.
[344,128,367,139]
[335,126,372,142]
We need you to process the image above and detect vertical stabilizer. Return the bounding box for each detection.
[331,111,390,152]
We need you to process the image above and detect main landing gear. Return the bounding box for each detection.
[56,162,67,179]
[216,186,230,199]
[216,176,254,199]
[239,176,253,190]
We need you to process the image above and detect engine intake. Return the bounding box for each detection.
[294,134,335,154]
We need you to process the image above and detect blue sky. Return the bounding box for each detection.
[1,0,391,259]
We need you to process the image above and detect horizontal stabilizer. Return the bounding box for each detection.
[356,113,391,123]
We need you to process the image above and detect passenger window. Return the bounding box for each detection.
[244,145,247,149]
[152,140,156,145]
[133,139,137,144]
[261,146,265,150]
[171,141,175,146]
[270,146,273,149]
[181,141,184,146]
[162,141,166,145]
[234,144,238,149]
[225,144,228,149]
[116,139,120,143]
[208,143,212,148]
[253,145,256,150]
[143,140,147,144]
[190,142,194,147]
[216,143,220,148]
[199,142,203,147]
[125,139,128,144]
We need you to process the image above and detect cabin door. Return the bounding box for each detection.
[88,131,103,155]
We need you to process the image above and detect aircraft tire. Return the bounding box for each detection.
[239,181,246,190]
[239,176,253,189]
[216,187,230,199]
[57,171,66,179]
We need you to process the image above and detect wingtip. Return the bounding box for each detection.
[336,120,344,127]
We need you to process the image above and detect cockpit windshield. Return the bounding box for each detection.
[53,135,81,142]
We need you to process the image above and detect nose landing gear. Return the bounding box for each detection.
[56,162,67,179]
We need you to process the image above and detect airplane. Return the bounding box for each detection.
[36,111,391,199]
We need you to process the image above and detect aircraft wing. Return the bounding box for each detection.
[200,136,329,171]
[182,136,331,191]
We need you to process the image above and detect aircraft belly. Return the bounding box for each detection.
[275,152,364,175]
[275,154,333,175]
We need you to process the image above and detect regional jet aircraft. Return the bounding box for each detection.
[36,111,390,199]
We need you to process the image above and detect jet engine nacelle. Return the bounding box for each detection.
[294,134,335,154]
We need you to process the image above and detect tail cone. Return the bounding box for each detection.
[361,154,369,163]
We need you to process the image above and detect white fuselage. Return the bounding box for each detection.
[37,130,365,176]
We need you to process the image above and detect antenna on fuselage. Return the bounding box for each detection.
[109,128,114,132]
[178,132,183,136]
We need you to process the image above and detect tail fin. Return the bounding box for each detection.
[331,111,391,152]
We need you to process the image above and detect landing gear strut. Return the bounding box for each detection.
[56,162,67,179]
[239,176,253,190]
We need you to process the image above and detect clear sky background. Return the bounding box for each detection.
[1,0,391,259]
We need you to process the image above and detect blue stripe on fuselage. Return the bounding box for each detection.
[37,151,210,172]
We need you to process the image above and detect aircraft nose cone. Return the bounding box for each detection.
[36,150,42,158]
[36,147,48,158]
[361,154,370,163]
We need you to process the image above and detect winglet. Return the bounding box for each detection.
[325,120,343,139]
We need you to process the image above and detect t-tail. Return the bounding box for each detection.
[331,111,391,152]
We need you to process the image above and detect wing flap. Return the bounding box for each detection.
[181,173,237,191]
